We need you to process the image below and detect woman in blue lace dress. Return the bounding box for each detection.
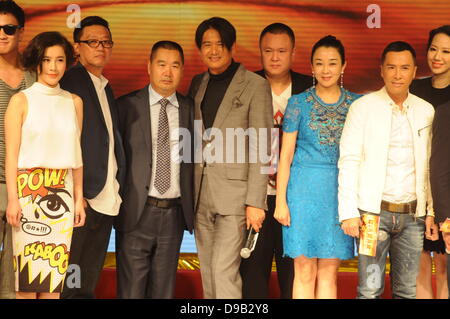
[275,35,361,299]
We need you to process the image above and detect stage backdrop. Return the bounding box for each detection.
[19,0,450,252]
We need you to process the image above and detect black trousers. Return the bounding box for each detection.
[116,202,184,299]
[61,205,114,299]
[240,195,294,299]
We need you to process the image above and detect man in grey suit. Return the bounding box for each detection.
[115,41,194,298]
[188,17,273,299]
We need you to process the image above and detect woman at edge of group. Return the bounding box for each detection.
[274,35,361,299]
[412,25,450,300]
[5,31,85,299]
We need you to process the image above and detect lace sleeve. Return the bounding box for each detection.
[282,95,301,133]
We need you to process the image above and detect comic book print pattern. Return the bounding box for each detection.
[12,168,74,293]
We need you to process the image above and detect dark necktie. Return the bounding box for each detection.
[154,98,171,195]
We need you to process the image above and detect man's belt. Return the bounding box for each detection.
[380,200,417,214]
[147,196,181,209]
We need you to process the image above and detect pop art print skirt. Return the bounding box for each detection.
[12,168,74,293]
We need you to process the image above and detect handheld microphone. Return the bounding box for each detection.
[240,228,259,259]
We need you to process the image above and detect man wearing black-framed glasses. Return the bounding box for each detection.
[0,0,35,300]
[76,39,114,49]
[60,15,125,299]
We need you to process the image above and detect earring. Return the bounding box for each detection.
[340,72,344,89]
[312,72,315,88]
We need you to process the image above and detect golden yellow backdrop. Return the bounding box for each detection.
[17,1,450,96]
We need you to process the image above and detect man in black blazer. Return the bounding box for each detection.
[430,100,450,295]
[240,23,312,299]
[60,16,125,299]
[115,41,194,299]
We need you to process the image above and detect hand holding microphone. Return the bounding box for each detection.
[240,228,259,259]
[241,206,265,259]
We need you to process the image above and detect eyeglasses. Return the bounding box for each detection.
[0,24,22,36]
[77,39,114,49]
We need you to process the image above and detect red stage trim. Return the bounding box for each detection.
[96,253,439,299]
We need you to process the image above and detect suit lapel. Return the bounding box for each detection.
[79,64,108,130]
[177,93,189,173]
[106,86,117,126]
[137,86,152,153]
[194,73,209,131]
[212,64,248,129]
[290,70,300,96]
[177,93,188,130]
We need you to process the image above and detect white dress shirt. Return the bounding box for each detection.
[382,102,417,203]
[268,84,291,196]
[86,71,121,216]
[148,85,181,199]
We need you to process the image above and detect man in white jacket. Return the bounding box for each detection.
[338,41,436,299]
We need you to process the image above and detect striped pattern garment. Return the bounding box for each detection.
[0,71,35,183]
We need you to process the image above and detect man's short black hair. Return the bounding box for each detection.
[22,31,75,73]
[0,0,25,27]
[427,25,450,50]
[259,23,295,48]
[150,40,184,65]
[73,16,112,43]
[381,41,416,65]
[195,17,236,51]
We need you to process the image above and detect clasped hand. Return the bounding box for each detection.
[274,202,290,227]
[246,206,265,232]
[341,217,361,238]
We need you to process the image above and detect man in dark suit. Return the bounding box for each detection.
[60,16,125,299]
[240,23,312,299]
[115,41,194,299]
[430,100,450,295]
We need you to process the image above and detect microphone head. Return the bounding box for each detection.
[240,248,251,259]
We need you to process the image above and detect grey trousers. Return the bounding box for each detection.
[0,183,15,298]
[195,175,246,299]
[116,203,184,299]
